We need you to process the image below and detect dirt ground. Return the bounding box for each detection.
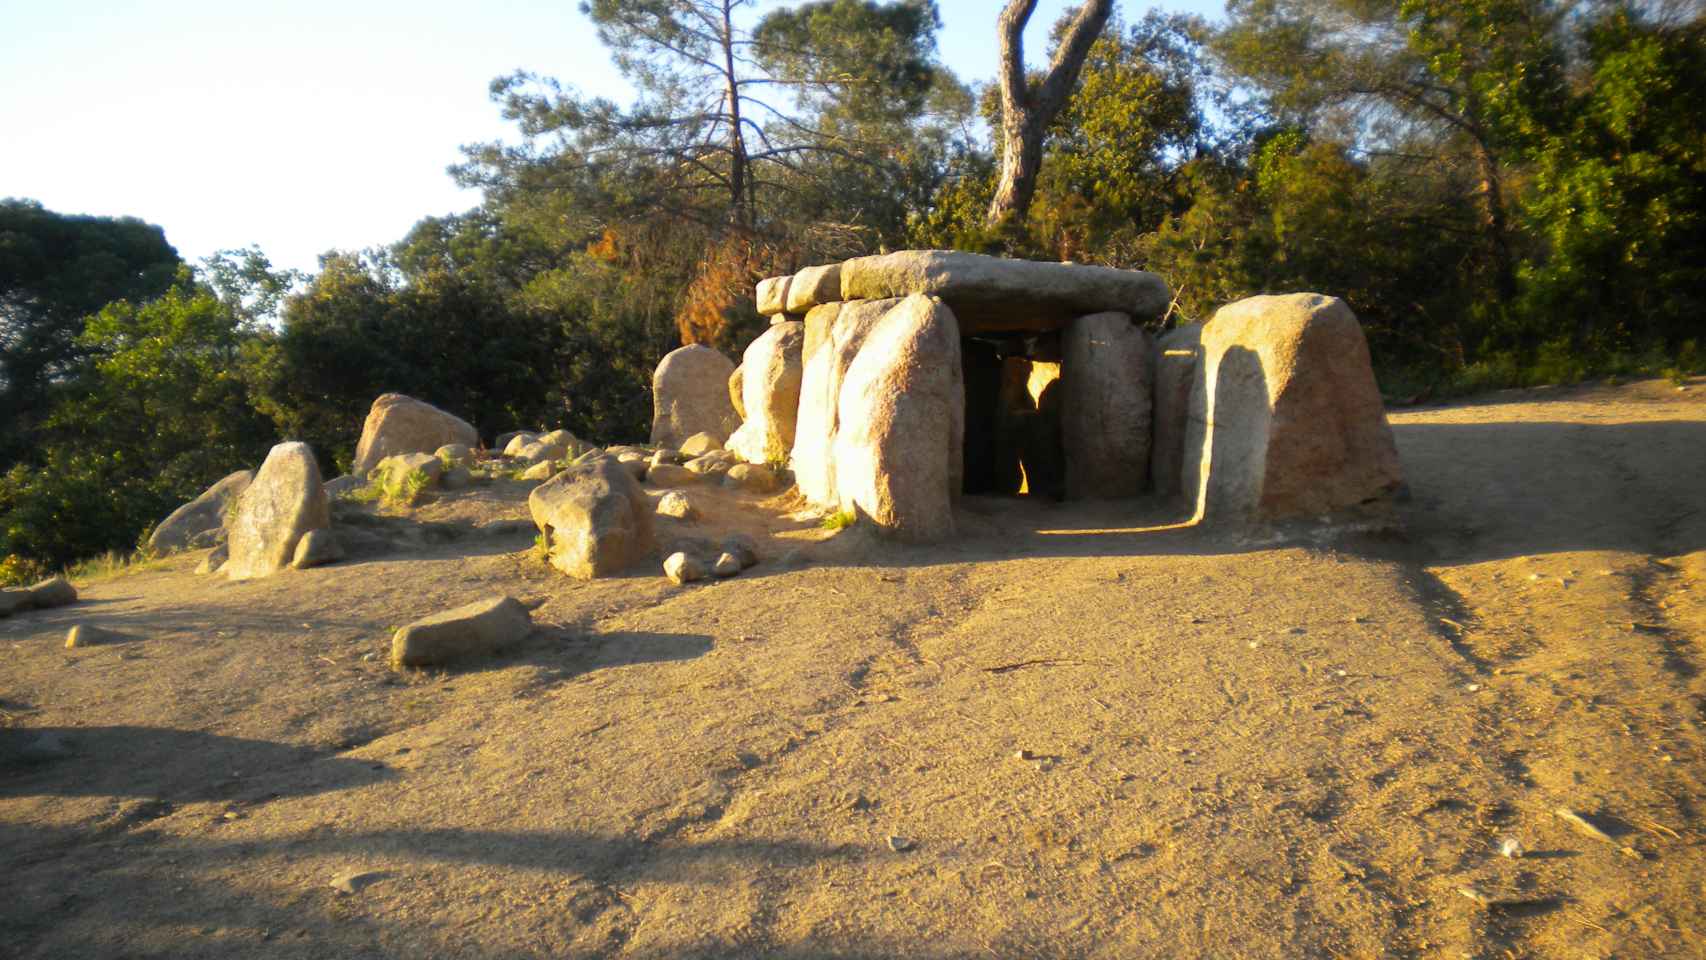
[3,377,1703,959]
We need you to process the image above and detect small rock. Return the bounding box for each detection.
[435,443,475,468]
[1498,837,1525,859]
[656,491,699,521]
[196,545,229,575]
[712,553,741,578]
[720,534,759,569]
[723,463,781,493]
[679,432,724,458]
[323,475,365,499]
[29,576,77,609]
[291,529,344,569]
[682,453,732,479]
[440,465,472,490]
[615,453,649,480]
[519,461,555,481]
[887,835,915,853]
[329,870,383,895]
[1014,749,1034,761]
[65,624,125,648]
[646,463,697,488]
[663,551,706,585]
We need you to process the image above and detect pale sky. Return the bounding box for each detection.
[2,1,1224,276]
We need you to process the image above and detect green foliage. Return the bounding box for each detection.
[820,510,857,531]
[0,199,182,461]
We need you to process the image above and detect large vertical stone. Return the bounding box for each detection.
[650,345,740,448]
[802,302,841,364]
[351,394,479,477]
[225,442,330,581]
[791,298,904,506]
[726,320,805,465]
[832,295,962,541]
[1150,323,1202,498]
[1060,312,1154,499]
[1184,294,1403,523]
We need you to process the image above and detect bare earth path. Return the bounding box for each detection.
[3,378,1703,959]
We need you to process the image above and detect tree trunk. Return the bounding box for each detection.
[1471,144,1516,305]
[720,0,750,229]
[984,0,1114,231]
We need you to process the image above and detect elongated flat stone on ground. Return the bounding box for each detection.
[391,596,533,669]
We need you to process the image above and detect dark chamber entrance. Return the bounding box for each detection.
[961,334,1065,498]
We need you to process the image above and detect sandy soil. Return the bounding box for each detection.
[2,377,1703,959]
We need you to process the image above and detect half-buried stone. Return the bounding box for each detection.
[224,441,330,581]
[529,457,655,579]
[391,596,533,669]
[350,394,479,478]
[147,469,254,555]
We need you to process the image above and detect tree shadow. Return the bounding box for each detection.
[493,629,714,682]
[0,726,392,801]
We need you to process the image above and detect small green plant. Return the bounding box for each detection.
[821,510,856,531]
[0,554,49,587]
[532,532,551,561]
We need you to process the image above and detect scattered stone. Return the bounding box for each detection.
[663,551,706,585]
[350,393,479,477]
[1499,837,1526,859]
[519,461,555,482]
[329,870,385,896]
[723,463,781,493]
[503,432,541,457]
[886,835,915,853]
[291,529,344,569]
[646,463,697,487]
[390,596,533,668]
[832,294,962,541]
[196,545,229,576]
[29,576,78,609]
[1183,294,1404,524]
[650,448,683,469]
[512,439,567,465]
[528,457,655,579]
[679,432,724,458]
[1061,312,1155,498]
[440,465,472,490]
[148,470,254,554]
[656,491,699,521]
[225,442,331,581]
[683,453,733,480]
[538,429,580,453]
[615,452,649,481]
[720,534,759,569]
[726,321,805,465]
[65,624,125,648]
[650,345,740,448]
[839,250,1170,333]
[495,430,538,453]
[712,553,741,577]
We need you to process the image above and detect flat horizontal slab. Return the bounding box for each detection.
[839,251,1170,333]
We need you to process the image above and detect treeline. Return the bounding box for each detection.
[3,0,1703,576]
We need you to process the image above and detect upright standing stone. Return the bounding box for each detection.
[528,457,655,579]
[726,321,805,465]
[225,442,330,580]
[1184,294,1403,523]
[791,298,904,506]
[832,295,962,541]
[1150,323,1202,498]
[1061,312,1154,499]
[351,394,479,477]
[650,345,740,448]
